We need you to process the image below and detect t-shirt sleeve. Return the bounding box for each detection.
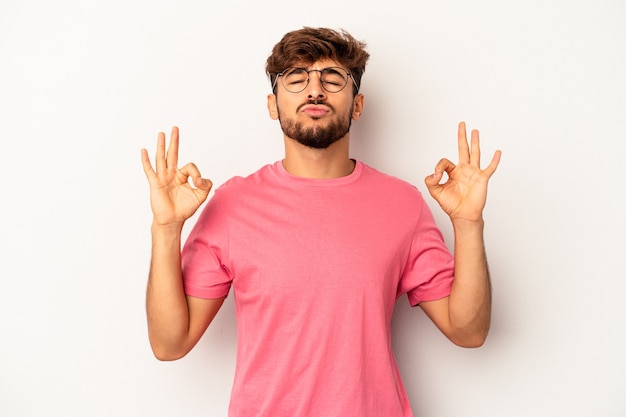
[400,197,455,306]
[181,190,233,299]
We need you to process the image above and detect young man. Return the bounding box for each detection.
[141,27,501,417]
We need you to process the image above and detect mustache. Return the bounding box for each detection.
[297,99,333,111]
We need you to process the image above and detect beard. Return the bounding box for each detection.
[277,101,352,149]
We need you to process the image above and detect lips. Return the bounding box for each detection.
[300,104,330,117]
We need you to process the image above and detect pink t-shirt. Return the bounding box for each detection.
[182,161,454,417]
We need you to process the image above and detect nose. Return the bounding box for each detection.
[306,70,326,99]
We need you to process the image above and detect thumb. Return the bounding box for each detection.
[424,158,454,195]
[193,177,213,193]
[192,178,213,205]
[424,171,443,196]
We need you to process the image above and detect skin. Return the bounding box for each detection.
[421,123,501,347]
[272,64,355,150]
[141,59,501,360]
[141,129,223,360]
[267,59,364,178]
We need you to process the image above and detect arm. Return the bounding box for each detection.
[141,126,225,360]
[421,122,501,348]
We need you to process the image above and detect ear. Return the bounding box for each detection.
[267,94,279,120]
[351,93,364,120]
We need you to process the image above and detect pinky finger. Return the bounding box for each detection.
[483,150,502,177]
[140,148,156,179]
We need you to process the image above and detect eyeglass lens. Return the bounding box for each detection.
[281,67,349,93]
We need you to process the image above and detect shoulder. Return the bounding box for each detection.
[194,163,279,223]
[358,162,424,201]
[212,162,279,198]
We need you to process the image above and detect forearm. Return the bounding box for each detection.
[448,218,492,346]
[146,223,192,359]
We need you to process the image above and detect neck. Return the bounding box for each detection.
[282,135,354,179]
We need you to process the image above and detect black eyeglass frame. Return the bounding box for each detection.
[271,66,359,94]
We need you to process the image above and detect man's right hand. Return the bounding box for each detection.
[141,126,212,227]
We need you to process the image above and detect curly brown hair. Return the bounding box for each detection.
[265,27,370,96]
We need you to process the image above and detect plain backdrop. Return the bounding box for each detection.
[1,1,625,416]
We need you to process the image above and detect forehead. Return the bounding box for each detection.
[292,58,342,70]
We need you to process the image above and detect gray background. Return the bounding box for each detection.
[1,0,625,416]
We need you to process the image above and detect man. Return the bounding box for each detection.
[141,27,501,417]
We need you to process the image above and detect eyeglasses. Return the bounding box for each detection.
[272,66,358,94]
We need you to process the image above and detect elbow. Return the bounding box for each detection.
[447,324,490,348]
[446,310,491,348]
[150,341,190,361]
[153,350,185,362]
[452,332,488,348]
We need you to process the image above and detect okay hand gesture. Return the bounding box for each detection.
[424,122,501,223]
[141,127,212,227]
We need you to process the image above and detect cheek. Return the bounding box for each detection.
[276,96,297,116]
[345,99,357,117]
